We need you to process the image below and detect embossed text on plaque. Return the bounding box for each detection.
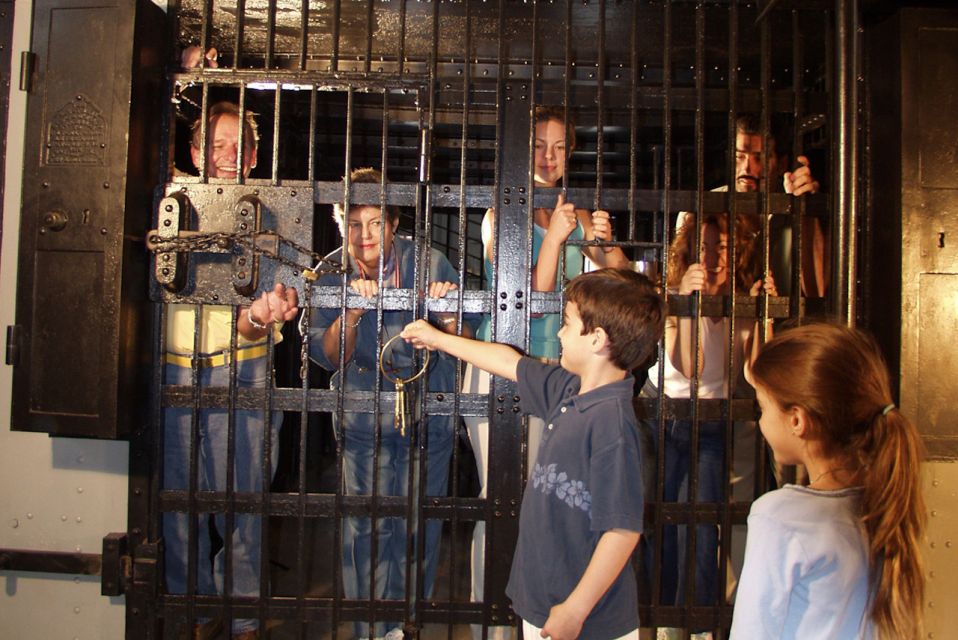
[45,94,107,166]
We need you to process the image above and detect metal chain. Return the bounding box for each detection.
[297,275,314,381]
[147,229,349,277]
[150,227,332,382]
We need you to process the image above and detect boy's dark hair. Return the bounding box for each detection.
[565,268,665,371]
[333,167,400,225]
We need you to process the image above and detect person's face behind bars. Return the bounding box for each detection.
[734,130,780,193]
[533,117,568,187]
[345,205,400,275]
[699,222,730,295]
[191,112,257,179]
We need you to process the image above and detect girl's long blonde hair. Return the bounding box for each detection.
[751,323,926,639]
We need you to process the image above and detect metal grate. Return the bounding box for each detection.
[138,1,854,638]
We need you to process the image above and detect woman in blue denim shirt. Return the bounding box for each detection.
[309,168,473,640]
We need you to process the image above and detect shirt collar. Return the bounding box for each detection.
[569,375,635,412]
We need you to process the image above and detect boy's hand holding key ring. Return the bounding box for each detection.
[379,334,429,437]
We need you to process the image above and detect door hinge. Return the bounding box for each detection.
[101,534,161,598]
[19,51,35,93]
[101,532,129,596]
[132,540,161,599]
[6,325,21,366]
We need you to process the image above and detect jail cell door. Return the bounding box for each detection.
[129,1,852,640]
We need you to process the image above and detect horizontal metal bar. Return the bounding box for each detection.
[634,398,758,422]
[159,595,483,624]
[158,490,486,520]
[0,548,101,576]
[161,387,490,416]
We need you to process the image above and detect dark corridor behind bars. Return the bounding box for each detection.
[141,1,852,639]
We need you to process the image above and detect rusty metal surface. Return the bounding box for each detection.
[895,8,958,459]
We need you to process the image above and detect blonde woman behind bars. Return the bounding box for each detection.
[463,106,628,640]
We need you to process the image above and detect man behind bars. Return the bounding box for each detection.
[648,114,824,639]
[309,167,475,640]
[163,101,299,640]
[727,112,825,297]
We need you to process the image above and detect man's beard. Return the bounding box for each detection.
[736,174,761,191]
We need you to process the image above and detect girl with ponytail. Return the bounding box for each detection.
[730,323,926,639]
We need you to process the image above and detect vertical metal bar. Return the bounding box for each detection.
[652,0,673,618]
[237,86,249,185]
[373,89,390,636]
[333,87,355,640]
[365,0,374,73]
[308,86,318,182]
[556,0,572,295]
[593,0,606,214]
[686,0,707,615]
[721,0,741,627]
[186,305,203,629]
[272,85,282,185]
[487,0,533,618]
[447,0,472,626]
[234,0,247,67]
[151,302,166,544]
[398,0,408,76]
[411,4,441,626]
[490,0,505,350]
[266,0,277,67]
[295,302,311,640]
[222,295,241,634]
[790,10,806,321]
[258,304,276,634]
[628,0,639,242]
[299,0,309,70]
[332,0,342,72]
[198,84,210,181]
[200,0,214,68]
[753,0,774,513]
[834,0,858,325]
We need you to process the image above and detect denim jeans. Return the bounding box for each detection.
[340,415,454,639]
[649,419,724,609]
[162,355,281,634]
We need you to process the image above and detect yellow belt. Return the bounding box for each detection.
[164,344,269,369]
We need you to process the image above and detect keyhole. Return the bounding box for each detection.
[82,209,91,225]
[939,232,945,249]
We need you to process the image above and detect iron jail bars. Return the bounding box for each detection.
[141,1,845,639]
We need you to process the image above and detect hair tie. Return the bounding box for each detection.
[882,403,895,416]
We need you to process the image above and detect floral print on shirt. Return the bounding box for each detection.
[532,462,592,516]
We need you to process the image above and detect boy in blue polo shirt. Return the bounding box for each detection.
[402,268,665,640]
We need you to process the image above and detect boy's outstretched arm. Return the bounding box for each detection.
[401,319,521,382]
[540,529,641,640]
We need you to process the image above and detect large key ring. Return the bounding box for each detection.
[379,334,430,384]
[380,334,430,437]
